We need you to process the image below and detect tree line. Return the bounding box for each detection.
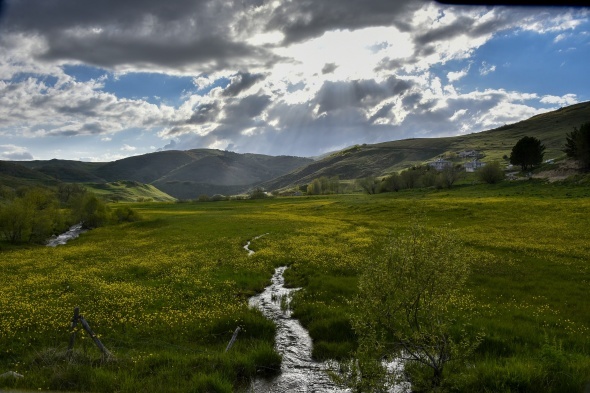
[0,183,140,244]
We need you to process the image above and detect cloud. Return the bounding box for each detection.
[266,0,422,44]
[479,61,496,76]
[554,33,568,43]
[0,75,174,139]
[0,144,34,160]
[121,144,136,152]
[447,65,470,82]
[321,63,338,74]
[540,94,578,106]
[222,72,265,97]
[2,0,280,73]
[1,1,587,161]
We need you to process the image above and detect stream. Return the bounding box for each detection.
[46,223,86,247]
[248,266,346,392]
[245,235,346,392]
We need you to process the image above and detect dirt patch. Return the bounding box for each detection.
[532,160,582,182]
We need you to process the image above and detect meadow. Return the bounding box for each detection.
[1,180,589,392]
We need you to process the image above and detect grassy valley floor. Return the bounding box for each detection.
[1,180,589,392]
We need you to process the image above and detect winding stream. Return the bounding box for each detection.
[245,235,345,392]
[46,223,87,247]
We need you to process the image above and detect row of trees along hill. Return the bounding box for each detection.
[0,183,140,244]
[358,165,463,195]
[361,123,589,196]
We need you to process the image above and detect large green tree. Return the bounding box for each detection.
[333,224,481,391]
[0,188,63,244]
[564,122,590,170]
[509,136,546,171]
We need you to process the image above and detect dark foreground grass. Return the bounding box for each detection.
[1,180,589,392]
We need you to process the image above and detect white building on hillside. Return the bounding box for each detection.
[464,160,486,172]
[428,158,453,171]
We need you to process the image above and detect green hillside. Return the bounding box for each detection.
[151,152,315,199]
[7,149,313,199]
[17,159,105,182]
[83,181,176,202]
[3,101,589,196]
[0,161,59,190]
[261,101,590,190]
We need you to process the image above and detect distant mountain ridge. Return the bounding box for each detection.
[10,149,314,199]
[2,101,589,197]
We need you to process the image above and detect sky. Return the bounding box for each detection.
[0,0,588,162]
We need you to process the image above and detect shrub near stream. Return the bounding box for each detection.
[1,183,590,392]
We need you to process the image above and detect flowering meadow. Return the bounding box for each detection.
[1,180,589,392]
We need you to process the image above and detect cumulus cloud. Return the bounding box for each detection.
[266,0,423,44]
[0,144,34,160]
[540,94,578,106]
[0,0,587,160]
[479,61,496,76]
[0,75,175,139]
[447,65,470,82]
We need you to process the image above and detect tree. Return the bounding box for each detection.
[380,173,402,192]
[307,178,322,195]
[510,136,545,171]
[0,188,63,244]
[0,198,30,243]
[357,177,378,194]
[57,183,86,206]
[71,193,109,228]
[477,161,504,184]
[334,224,481,391]
[564,122,590,170]
[400,169,421,189]
[436,165,462,189]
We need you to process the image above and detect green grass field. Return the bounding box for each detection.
[1,180,589,392]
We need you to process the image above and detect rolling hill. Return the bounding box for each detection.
[9,149,314,199]
[260,101,590,191]
[3,101,589,197]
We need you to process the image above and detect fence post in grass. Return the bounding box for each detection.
[225,327,241,352]
[67,307,80,358]
[79,315,112,359]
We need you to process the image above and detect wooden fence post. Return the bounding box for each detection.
[67,307,79,358]
[79,315,112,359]
[225,327,241,352]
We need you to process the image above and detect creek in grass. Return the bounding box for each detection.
[248,266,345,392]
[46,223,86,247]
[244,235,344,392]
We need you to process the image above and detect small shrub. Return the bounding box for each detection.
[249,188,268,199]
[113,206,141,223]
[477,161,505,184]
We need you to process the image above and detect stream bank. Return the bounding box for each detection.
[244,236,344,392]
[248,266,345,392]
